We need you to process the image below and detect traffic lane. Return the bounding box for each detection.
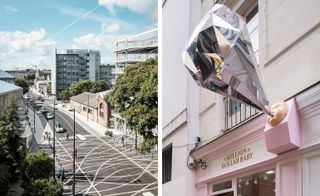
[46,107,90,139]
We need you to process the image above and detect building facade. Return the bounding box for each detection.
[52,49,101,95]
[99,64,116,86]
[114,28,158,77]
[70,91,110,127]
[0,80,23,111]
[162,0,320,196]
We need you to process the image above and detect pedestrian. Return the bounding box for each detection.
[121,136,125,147]
[61,168,65,183]
[75,148,77,158]
[66,133,69,140]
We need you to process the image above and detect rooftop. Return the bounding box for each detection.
[70,92,98,108]
[0,70,15,79]
[0,80,23,96]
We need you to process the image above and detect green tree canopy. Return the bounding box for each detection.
[25,71,35,80]
[91,80,109,93]
[0,163,9,195]
[107,58,158,152]
[25,150,53,180]
[59,80,110,100]
[15,77,29,94]
[0,97,25,183]
[30,178,62,196]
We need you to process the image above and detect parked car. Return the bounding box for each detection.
[55,123,64,133]
[46,112,53,119]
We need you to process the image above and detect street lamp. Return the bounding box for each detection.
[53,99,56,180]
[69,108,76,196]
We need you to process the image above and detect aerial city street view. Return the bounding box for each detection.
[0,0,157,195]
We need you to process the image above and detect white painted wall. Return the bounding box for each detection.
[162,0,189,128]
[259,0,320,103]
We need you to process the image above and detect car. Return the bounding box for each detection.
[41,107,48,113]
[55,123,64,133]
[46,112,54,119]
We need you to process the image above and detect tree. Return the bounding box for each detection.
[25,150,53,180]
[0,163,9,195]
[107,58,158,153]
[47,82,51,94]
[58,89,70,101]
[15,77,29,94]
[0,97,25,182]
[69,80,93,96]
[91,80,110,93]
[25,71,35,81]
[30,178,62,196]
[58,80,110,100]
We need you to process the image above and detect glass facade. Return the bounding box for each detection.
[237,169,275,196]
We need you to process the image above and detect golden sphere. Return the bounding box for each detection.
[267,100,289,126]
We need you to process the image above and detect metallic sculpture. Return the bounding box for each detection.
[183,4,270,115]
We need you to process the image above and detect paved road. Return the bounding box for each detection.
[48,106,158,195]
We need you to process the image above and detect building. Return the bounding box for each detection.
[0,80,23,111]
[0,69,15,84]
[52,49,101,95]
[99,64,116,86]
[163,0,320,196]
[114,28,158,77]
[70,91,110,127]
[34,69,52,95]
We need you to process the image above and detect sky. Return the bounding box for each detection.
[0,0,158,70]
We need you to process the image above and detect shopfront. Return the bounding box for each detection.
[193,114,303,196]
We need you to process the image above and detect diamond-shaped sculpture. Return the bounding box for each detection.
[183,4,270,114]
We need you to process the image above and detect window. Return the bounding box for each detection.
[88,109,92,114]
[99,103,104,117]
[83,106,87,111]
[229,99,240,116]
[237,169,275,196]
[162,144,172,184]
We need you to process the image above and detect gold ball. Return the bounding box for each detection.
[267,100,289,126]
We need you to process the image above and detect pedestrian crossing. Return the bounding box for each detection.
[58,134,97,141]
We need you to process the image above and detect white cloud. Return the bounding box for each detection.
[54,6,136,31]
[101,23,120,33]
[72,23,128,64]
[5,6,19,12]
[98,0,156,15]
[0,28,56,68]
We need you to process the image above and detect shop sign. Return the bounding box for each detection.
[221,147,253,169]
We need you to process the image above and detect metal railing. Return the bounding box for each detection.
[224,97,260,132]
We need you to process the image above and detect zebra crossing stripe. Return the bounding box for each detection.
[76,134,86,141]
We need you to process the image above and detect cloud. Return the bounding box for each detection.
[72,23,128,64]
[0,28,56,68]
[101,23,120,33]
[98,0,157,15]
[5,6,19,12]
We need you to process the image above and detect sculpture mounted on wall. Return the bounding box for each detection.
[182,4,270,115]
[183,4,301,155]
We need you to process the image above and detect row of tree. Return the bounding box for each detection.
[107,58,158,153]
[0,97,62,195]
[59,80,110,100]
[0,96,26,194]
